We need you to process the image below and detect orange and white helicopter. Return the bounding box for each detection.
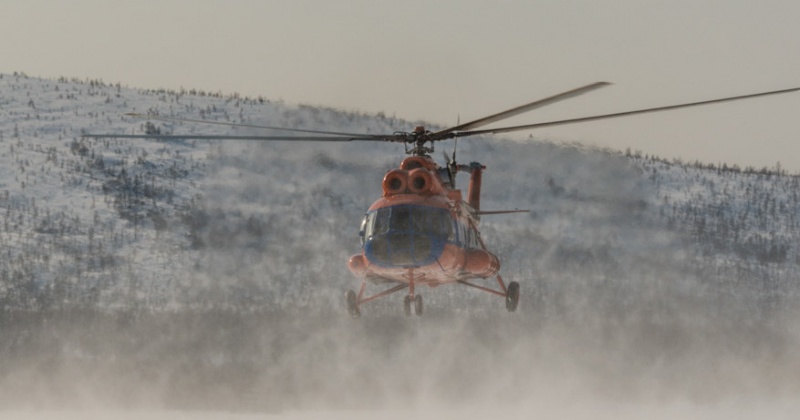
[86,82,800,318]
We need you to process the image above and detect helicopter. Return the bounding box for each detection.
[85,82,800,318]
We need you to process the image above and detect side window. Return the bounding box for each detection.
[447,219,456,241]
[360,214,368,245]
[433,210,454,240]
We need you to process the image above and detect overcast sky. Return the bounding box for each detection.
[3,0,800,170]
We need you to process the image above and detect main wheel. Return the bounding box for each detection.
[345,290,361,319]
[414,294,423,316]
[505,281,520,312]
[403,295,412,317]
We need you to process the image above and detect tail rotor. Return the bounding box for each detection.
[442,138,459,188]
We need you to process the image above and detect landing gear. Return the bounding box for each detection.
[505,281,520,312]
[345,290,361,319]
[456,274,520,313]
[346,272,515,317]
[403,294,423,317]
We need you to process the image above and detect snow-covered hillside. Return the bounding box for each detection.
[3,71,799,314]
[0,72,410,310]
[1,72,799,411]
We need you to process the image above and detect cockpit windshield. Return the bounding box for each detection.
[366,205,453,240]
[362,205,454,267]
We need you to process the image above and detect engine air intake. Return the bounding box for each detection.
[382,169,408,196]
[407,168,433,194]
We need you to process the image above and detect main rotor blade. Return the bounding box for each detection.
[82,133,388,141]
[125,113,380,139]
[453,86,800,138]
[431,81,611,139]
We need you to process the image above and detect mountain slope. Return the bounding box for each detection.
[2,72,800,410]
[2,71,799,316]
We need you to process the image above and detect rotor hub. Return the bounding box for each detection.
[401,126,435,156]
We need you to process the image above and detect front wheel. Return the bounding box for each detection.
[505,281,520,312]
[403,295,412,317]
[345,290,361,319]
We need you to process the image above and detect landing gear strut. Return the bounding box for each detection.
[456,274,520,313]
[346,273,518,317]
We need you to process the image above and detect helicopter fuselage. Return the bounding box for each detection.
[348,156,500,289]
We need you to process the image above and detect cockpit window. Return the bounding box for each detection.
[393,207,411,231]
[365,205,454,266]
[367,205,452,239]
[372,208,390,236]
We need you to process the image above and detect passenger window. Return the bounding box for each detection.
[429,211,442,237]
[432,210,454,240]
[446,219,455,241]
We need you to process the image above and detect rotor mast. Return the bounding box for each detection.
[409,126,434,156]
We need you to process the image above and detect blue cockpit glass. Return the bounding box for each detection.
[364,205,453,267]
